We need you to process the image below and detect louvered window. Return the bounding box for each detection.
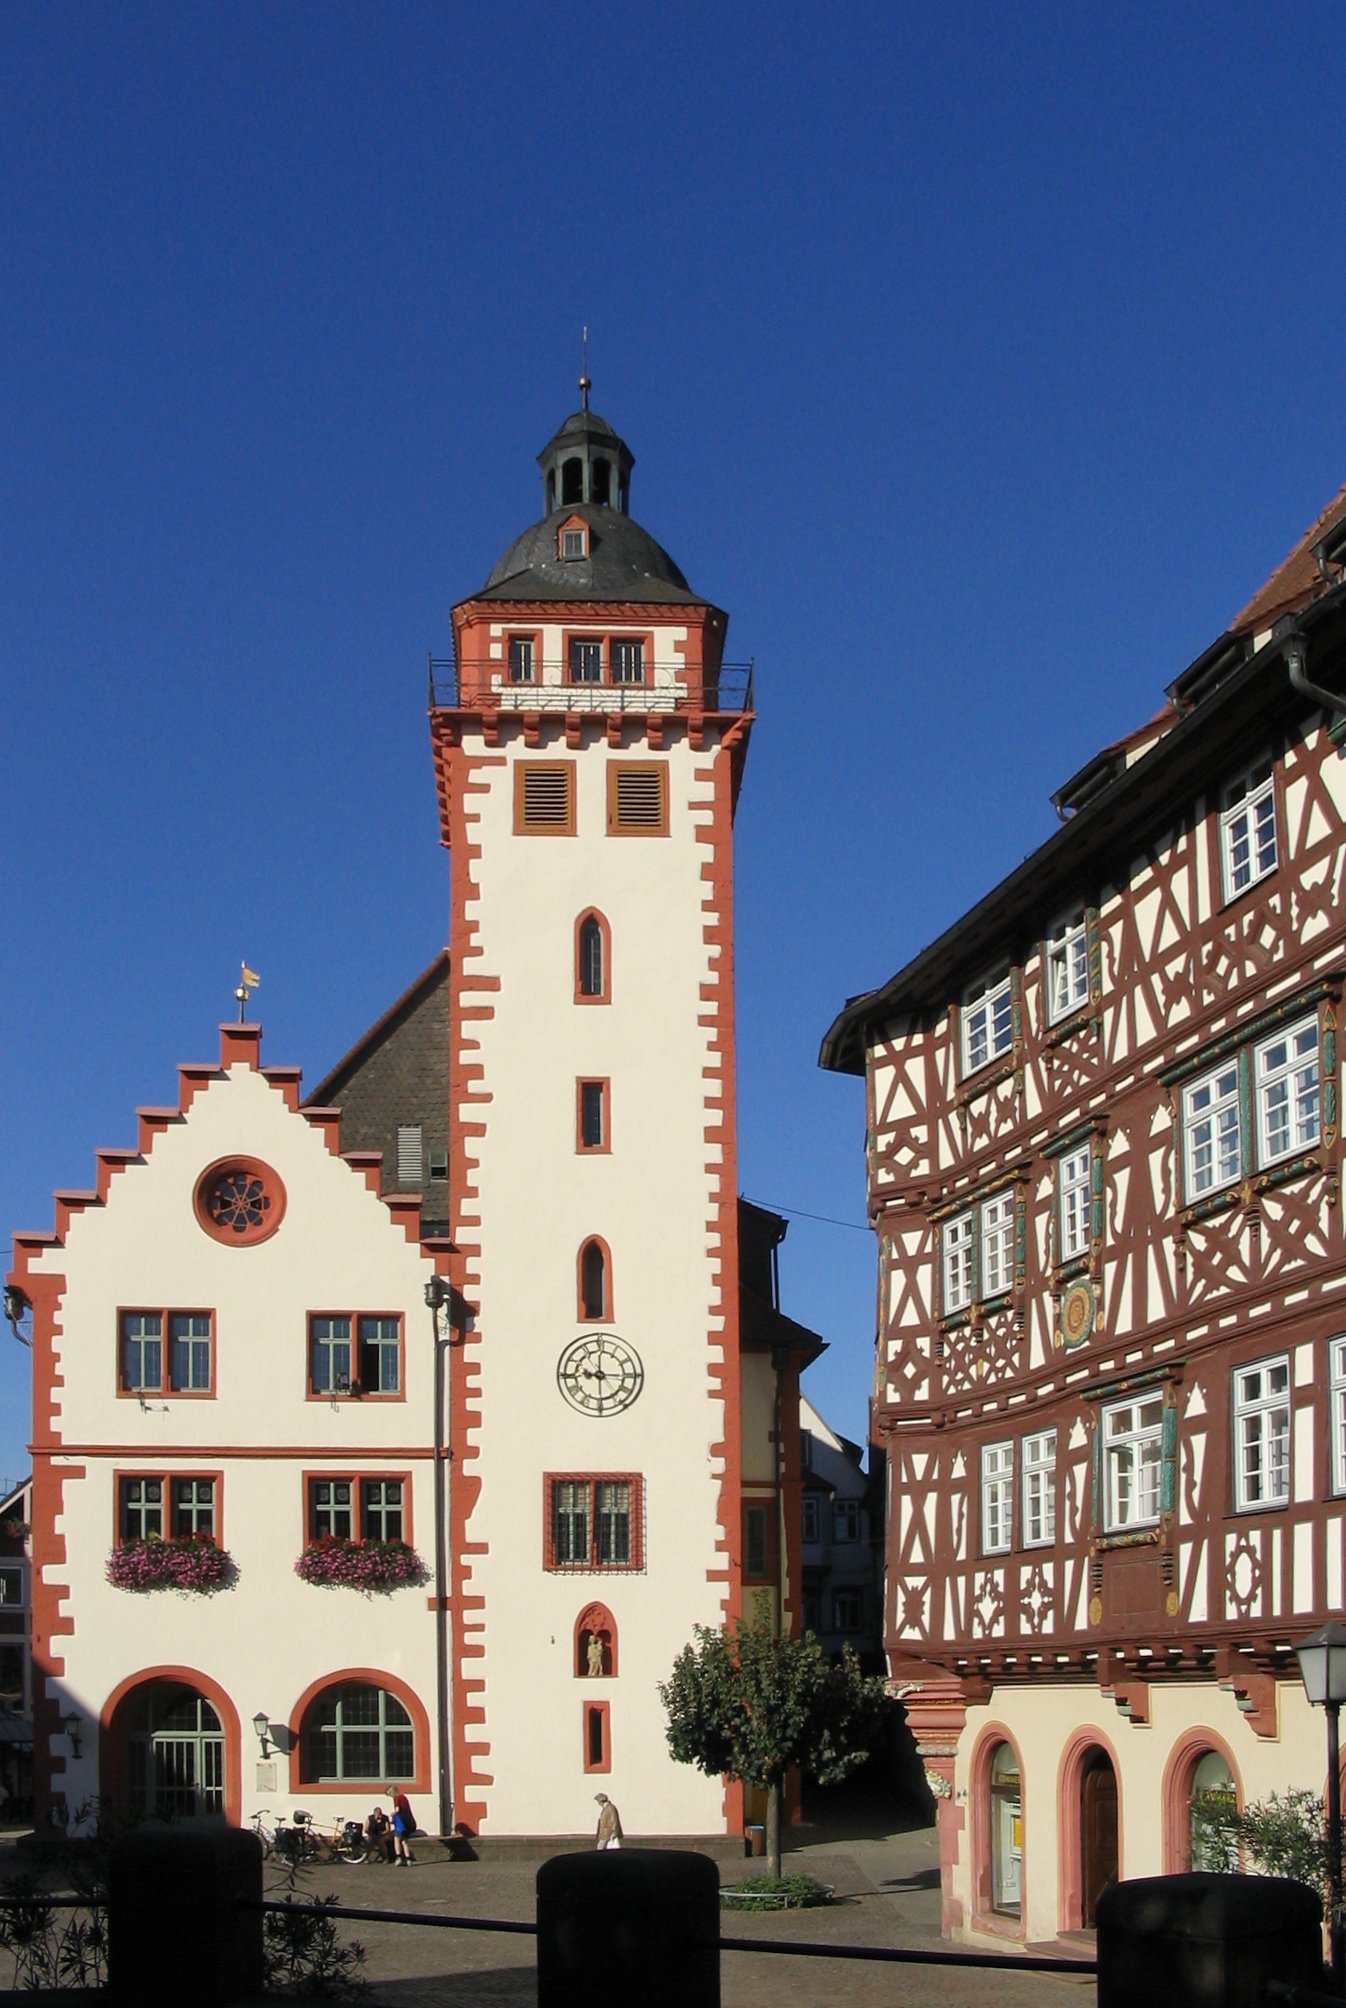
[608,762,667,835]
[516,762,575,833]
[397,1124,422,1186]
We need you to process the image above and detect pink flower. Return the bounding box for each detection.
[106,1536,236,1594]
[295,1537,427,1592]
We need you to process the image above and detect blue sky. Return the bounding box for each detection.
[3,2,1345,1479]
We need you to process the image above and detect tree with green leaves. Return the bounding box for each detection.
[659,1604,889,1877]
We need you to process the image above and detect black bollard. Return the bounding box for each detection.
[537,1848,720,2008]
[1097,1872,1323,2008]
[108,1823,264,2008]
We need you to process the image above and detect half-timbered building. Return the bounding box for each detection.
[821,484,1346,1945]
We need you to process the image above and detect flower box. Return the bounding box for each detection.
[106,1536,236,1594]
[294,1537,427,1592]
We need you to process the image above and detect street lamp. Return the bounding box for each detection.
[252,1712,272,1759]
[1295,1619,1346,1981]
[62,1711,82,1759]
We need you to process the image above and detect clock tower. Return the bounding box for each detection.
[428,387,756,1836]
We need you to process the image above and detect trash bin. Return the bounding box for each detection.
[1097,1872,1323,2008]
[744,1824,765,1858]
[537,1848,719,2008]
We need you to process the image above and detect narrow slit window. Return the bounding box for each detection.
[579,1080,608,1151]
[743,1503,769,1580]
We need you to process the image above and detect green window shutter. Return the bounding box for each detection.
[1161,1398,1178,1516]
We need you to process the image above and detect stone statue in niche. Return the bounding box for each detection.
[576,1601,616,1678]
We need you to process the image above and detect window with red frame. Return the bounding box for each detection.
[547,1477,642,1570]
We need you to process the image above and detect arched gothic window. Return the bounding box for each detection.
[576,911,610,1003]
[580,1239,608,1321]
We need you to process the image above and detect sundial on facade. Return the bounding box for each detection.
[556,1334,644,1417]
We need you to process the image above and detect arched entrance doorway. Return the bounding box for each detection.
[1081,1748,1118,1925]
[125,1683,225,1819]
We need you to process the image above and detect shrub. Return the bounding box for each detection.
[1191,1785,1333,1901]
[106,1537,236,1594]
[295,1538,427,1592]
[720,1873,832,1911]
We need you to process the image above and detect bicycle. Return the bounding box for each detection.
[248,1810,279,1860]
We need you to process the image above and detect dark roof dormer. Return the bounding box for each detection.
[538,376,635,517]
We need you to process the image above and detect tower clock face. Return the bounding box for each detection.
[557,1334,644,1418]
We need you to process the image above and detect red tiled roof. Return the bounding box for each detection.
[1230,480,1346,635]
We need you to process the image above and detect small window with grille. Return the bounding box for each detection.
[607,761,668,836]
[515,761,576,834]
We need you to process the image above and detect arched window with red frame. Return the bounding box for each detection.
[578,1238,611,1322]
[575,911,611,1004]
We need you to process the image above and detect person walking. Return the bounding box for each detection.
[594,1793,623,1850]
[388,1785,416,1865]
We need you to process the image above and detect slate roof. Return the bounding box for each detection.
[475,501,701,606]
[819,478,1346,1075]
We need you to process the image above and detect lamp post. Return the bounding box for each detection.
[1295,1619,1346,1982]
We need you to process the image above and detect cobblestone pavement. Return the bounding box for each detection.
[256,1826,1095,2008]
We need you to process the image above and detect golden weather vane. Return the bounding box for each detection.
[235,961,260,1024]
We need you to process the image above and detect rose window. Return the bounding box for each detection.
[194,1157,286,1246]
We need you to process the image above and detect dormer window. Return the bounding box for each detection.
[558,515,588,561]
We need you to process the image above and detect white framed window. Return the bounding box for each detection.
[1182,1062,1242,1199]
[1046,911,1090,1024]
[1022,1430,1056,1547]
[1255,1018,1320,1166]
[1331,1337,1346,1497]
[962,970,1014,1075]
[561,528,586,559]
[1058,1146,1091,1262]
[1233,1355,1290,1509]
[1220,757,1277,900]
[1102,1395,1164,1532]
[508,635,535,684]
[801,1494,820,1543]
[943,1212,975,1315]
[981,1192,1015,1298]
[834,1499,859,1543]
[981,1441,1014,1554]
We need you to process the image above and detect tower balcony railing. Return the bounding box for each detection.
[428,659,754,716]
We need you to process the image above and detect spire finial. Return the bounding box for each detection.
[579,324,591,412]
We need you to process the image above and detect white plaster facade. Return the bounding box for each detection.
[447,725,739,1834]
[16,1040,446,1834]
